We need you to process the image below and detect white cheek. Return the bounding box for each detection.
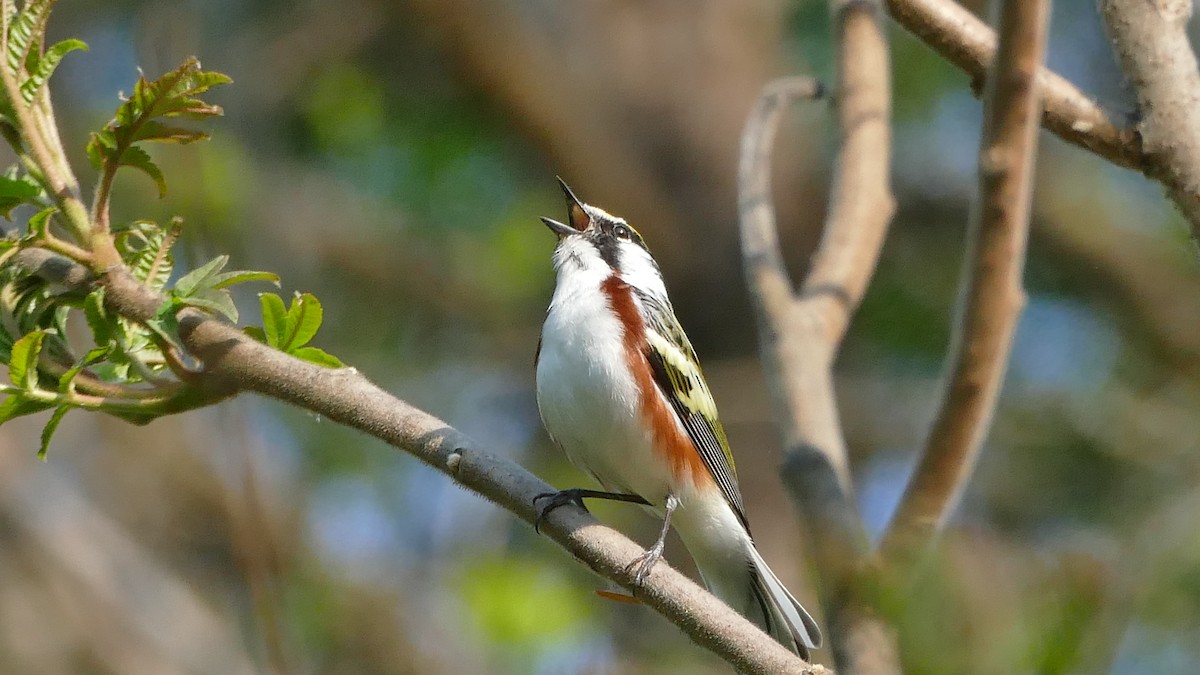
[618,244,668,299]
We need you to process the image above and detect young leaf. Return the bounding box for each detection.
[0,171,40,218]
[0,393,53,425]
[20,38,87,102]
[118,145,166,197]
[8,329,46,388]
[38,404,67,459]
[173,254,228,296]
[177,288,238,322]
[88,58,232,210]
[85,130,115,169]
[5,0,50,76]
[284,292,323,350]
[23,205,54,239]
[252,292,341,365]
[132,119,209,144]
[174,252,229,294]
[116,220,177,291]
[0,318,13,363]
[259,292,287,348]
[210,270,279,290]
[83,288,115,346]
[58,346,112,394]
[291,346,344,369]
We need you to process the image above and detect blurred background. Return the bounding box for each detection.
[0,0,1197,673]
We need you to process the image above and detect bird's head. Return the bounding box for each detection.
[540,178,663,293]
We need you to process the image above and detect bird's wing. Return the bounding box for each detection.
[637,292,749,531]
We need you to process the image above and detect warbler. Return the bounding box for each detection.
[533,179,821,657]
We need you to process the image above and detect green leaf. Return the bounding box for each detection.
[149,299,184,348]
[6,0,50,76]
[116,220,177,291]
[242,325,266,343]
[37,405,67,459]
[177,288,237,322]
[118,145,166,197]
[0,394,53,425]
[85,130,115,169]
[131,119,209,144]
[284,292,323,350]
[209,270,279,290]
[0,172,40,218]
[23,205,54,239]
[103,58,231,152]
[0,318,13,363]
[83,288,114,346]
[173,254,228,296]
[9,329,46,388]
[20,38,87,102]
[291,346,344,368]
[259,292,287,348]
[59,346,111,394]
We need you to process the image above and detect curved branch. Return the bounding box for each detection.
[738,1,899,672]
[880,0,1049,567]
[885,0,1142,169]
[1099,0,1200,240]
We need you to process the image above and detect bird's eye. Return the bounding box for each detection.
[614,225,632,241]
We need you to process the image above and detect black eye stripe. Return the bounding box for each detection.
[586,215,649,268]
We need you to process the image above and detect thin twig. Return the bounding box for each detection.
[1099,0,1200,240]
[737,0,899,670]
[879,0,1049,568]
[885,0,1141,169]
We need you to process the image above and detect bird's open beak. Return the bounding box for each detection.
[540,177,590,238]
[540,216,578,238]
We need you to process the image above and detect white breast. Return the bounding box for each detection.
[535,245,674,502]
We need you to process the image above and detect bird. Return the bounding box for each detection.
[532,178,822,658]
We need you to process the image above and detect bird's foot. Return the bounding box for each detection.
[532,488,648,534]
[625,493,678,586]
[626,539,667,586]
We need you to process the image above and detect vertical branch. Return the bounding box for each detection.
[879,0,1049,567]
[737,0,898,671]
[1099,0,1200,240]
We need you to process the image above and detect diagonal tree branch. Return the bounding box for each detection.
[1099,0,1200,241]
[737,1,899,672]
[884,0,1141,170]
[879,0,1050,568]
[16,248,829,675]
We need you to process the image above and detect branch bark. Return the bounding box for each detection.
[885,0,1141,170]
[1100,0,1200,240]
[737,2,899,672]
[880,0,1049,567]
[17,249,829,675]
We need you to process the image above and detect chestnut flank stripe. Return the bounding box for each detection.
[600,275,712,489]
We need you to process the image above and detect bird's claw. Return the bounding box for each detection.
[625,541,666,586]
[532,489,589,534]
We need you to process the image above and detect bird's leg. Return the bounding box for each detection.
[626,494,679,585]
[533,488,650,534]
